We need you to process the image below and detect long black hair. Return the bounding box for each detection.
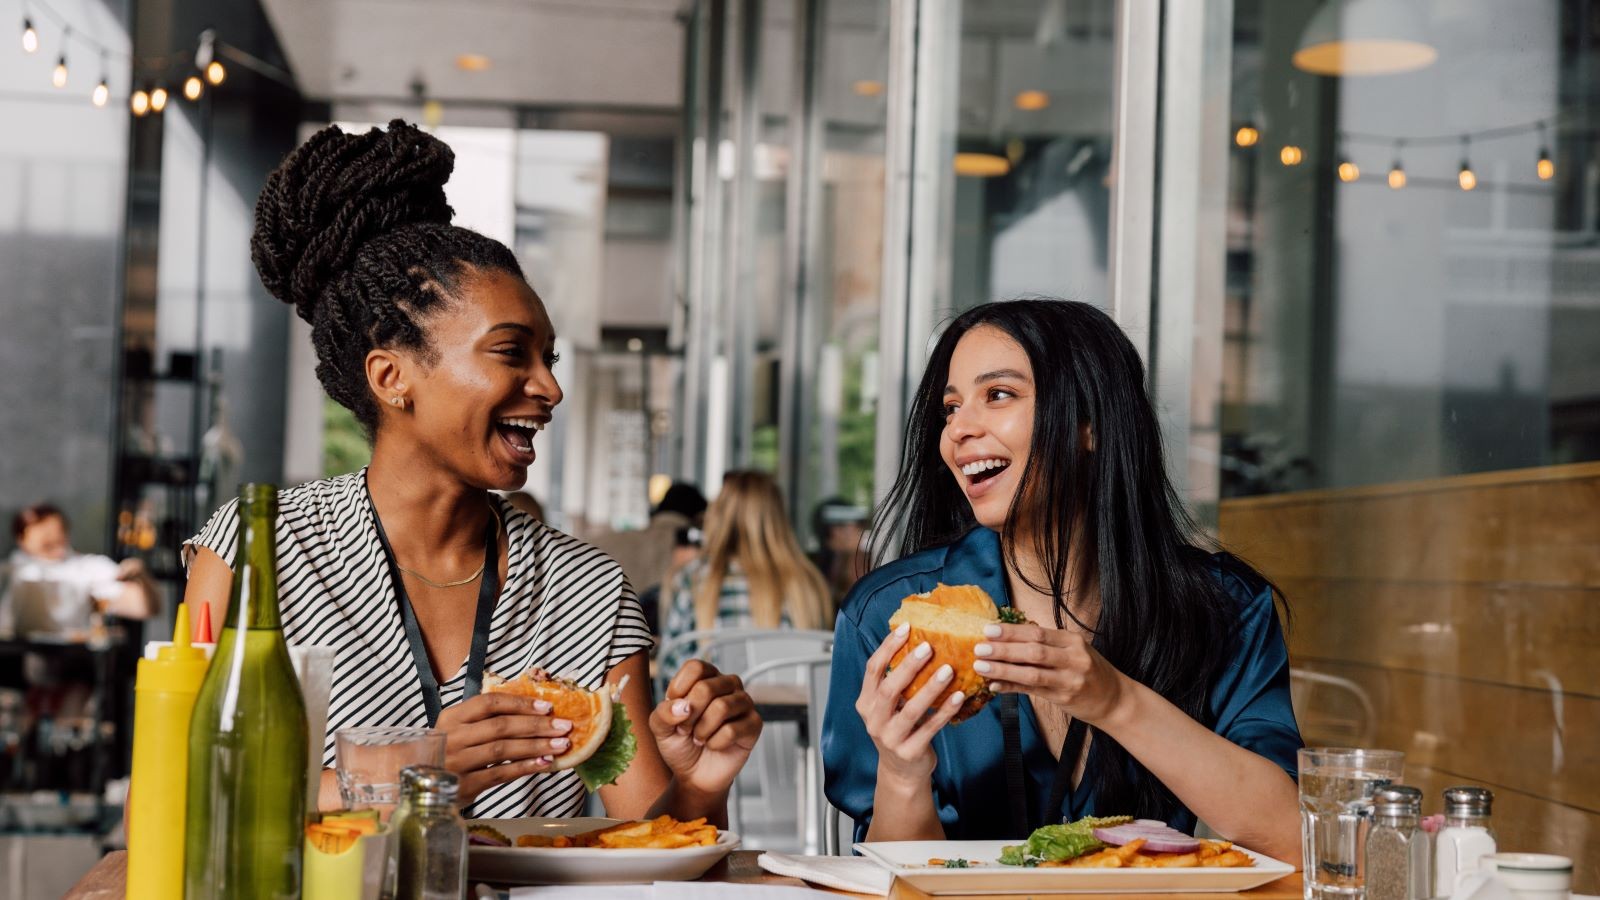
[874,297,1275,821]
[251,119,525,437]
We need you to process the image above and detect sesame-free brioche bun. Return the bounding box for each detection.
[482,669,613,771]
[887,584,1024,724]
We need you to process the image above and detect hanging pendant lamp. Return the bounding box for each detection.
[1293,0,1437,77]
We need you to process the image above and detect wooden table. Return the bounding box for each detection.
[66,848,1302,899]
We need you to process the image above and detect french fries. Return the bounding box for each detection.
[513,815,720,850]
[1055,838,1254,869]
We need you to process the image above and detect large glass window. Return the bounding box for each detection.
[1212,1,1600,885]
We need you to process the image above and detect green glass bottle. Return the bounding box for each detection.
[184,483,309,899]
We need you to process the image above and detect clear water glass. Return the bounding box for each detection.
[1299,747,1406,900]
[334,726,446,815]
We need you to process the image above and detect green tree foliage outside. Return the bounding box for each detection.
[322,397,372,478]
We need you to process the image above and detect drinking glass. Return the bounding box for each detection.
[1300,748,1406,900]
[335,726,447,815]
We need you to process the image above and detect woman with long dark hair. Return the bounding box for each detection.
[184,121,760,822]
[821,299,1302,862]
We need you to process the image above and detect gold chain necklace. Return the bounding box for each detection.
[395,503,503,589]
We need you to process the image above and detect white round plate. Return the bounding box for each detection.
[467,816,740,885]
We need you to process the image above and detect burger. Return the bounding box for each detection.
[887,584,1029,723]
[483,667,637,790]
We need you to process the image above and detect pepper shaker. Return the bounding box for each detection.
[1366,785,1430,900]
[390,766,468,900]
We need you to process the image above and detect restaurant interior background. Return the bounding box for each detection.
[1,0,1597,894]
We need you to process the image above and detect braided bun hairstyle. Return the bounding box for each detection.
[252,119,524,436]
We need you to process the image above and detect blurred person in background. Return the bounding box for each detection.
[662,471,832,672]
[590,481,708,636]
[810,497,870,608]
[2,503,156,637]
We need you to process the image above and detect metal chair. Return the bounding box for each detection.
[741,651,851,855]
[653,628,833,841]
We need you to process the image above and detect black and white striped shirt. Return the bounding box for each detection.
[185,469,655,819]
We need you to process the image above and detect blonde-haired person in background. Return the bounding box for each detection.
[662,471,832,672]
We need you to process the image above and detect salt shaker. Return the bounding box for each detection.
[1366,785,1430,900]
[1435,786,1496,897]
[390,765,468,900]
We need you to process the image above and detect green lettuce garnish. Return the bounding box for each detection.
[999,815,1134,865]
[997,607,1030,625]
[574,700,637,791]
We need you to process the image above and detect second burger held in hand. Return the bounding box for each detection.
[887,584,1030,722]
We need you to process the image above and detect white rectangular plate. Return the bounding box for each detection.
[854,840,1295,895]
[468,817,740,885]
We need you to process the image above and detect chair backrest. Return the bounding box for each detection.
[1289,667,1377,747]
[655,628,834,693]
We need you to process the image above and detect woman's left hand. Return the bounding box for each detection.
[973,623,1128,725]
[648,659,763,797]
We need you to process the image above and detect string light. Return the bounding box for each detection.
[150,85,168,112]
[1458,137,1476,191]
[1536,124,1554,181]
[91,51,108,107]
[183,74,203,100]
[1235,124,1260,148]
[1388,142,1406,189]
[130,88,149,116]
[1280,144,1304,166]
[1337,155,1360,183]
[205,59,225,85]
[22,17,38,53]
[52,53,67,88]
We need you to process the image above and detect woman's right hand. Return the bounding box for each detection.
[855,622,966,787]
[435,692,574,806]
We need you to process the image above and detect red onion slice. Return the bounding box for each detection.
[1092,824,1201,854]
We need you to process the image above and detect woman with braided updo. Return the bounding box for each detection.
[182,120,761,821]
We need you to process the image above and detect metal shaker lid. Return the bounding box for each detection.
[400,765,460,801]
[1443,785,1493,817]
[1373,785,1423,817]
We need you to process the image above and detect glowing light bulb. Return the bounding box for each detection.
[206,60,225,85]
[150,86,168,112]
[130,89,149,116]
[1280,145,1303,166]
[1235,125,1260,148]
[1388,163,1406,189]
[184,75,203,100]
[92,77,108,107]
[1537,148,1554,181]
[1338,159,1360,182]
[22,18,38,53]
[52,55,67,88]
[1458,162,1477,191]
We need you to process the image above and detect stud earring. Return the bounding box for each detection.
[390,396,404,407]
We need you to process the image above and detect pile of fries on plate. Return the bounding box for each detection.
[1048,838,1253,868]
[515,815,720,850]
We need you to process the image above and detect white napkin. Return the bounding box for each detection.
[755,853,892,896]
[1450,873,1520,900]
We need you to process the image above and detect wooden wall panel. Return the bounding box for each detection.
[1220,462,1600,893]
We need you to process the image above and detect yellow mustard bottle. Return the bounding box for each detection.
[127,603,211,898]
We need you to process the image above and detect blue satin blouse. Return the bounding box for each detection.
[820,527,1303,843]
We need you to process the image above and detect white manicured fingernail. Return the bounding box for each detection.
[533,699,553,713]
[551,738,570,751]
[895,622,910,637]
[535,756,553,766]
[983,624,1002,638]
[990,681,1002,692]
[913,642,932,659]
[948,692,965,706]
[974,660,992,673]
[693,737,706,747]
[974,643,993,657]
[934,664,953,683]
[673,700,691,716]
